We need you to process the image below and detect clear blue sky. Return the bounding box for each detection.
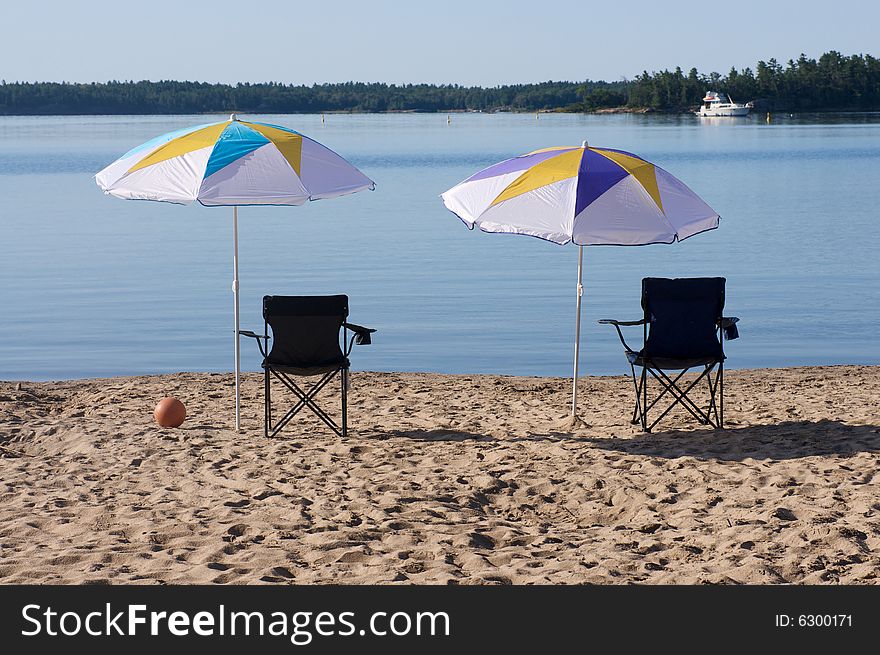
[4,0,876,85]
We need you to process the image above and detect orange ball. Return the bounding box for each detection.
[154,397,186,428]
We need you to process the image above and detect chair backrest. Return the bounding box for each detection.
[263,295,348,368]
[641,278,725,360]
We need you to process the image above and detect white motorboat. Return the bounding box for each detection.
[698,91,751,117]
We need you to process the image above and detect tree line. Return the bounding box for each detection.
[623,51,880,111]
[0,51,876,115]
[0,79,616,115]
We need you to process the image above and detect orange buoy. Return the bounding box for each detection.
[154,397,186,428]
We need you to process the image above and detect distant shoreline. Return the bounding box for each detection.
[3,107,880,117]
[4,53,878,116]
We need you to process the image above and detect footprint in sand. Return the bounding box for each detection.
[270,566,295,579]
[224,524,248,541]
[335,551,369,564]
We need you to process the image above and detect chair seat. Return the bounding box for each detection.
[626,351,723,370]
[263,358,349,376]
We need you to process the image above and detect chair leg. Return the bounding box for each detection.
[644,368,692,417]
[704,365,716,426]
[648,366,715,430]
[261,366,356,439]
[637,361,727,432]
[341,369,348,438]
[264,366,271,439]
[269,369,345,438]
[275,371,339,434]
[701,365,712,425]
[697,362,726,430]
[630,363,642,425]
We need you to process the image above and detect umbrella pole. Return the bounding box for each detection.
[233,206,241,431]
[571,245,584,417]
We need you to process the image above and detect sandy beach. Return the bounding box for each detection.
[1,366,878,584]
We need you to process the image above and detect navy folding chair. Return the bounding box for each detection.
[600,278,739,432]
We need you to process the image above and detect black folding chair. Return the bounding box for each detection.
[240,295,375,438]
[599,277,739,433]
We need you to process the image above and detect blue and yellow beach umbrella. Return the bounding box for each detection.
[96,114,373,205]
[96,115,374,430]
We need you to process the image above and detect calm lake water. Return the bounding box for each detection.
[1,112,878,381]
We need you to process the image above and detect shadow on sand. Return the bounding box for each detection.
[392,420,880,462]
[388,429,494,442]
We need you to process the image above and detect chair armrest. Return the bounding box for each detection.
[598,318,645,353]
[598,318,647,326]
[343,322,376,334]
[239,330,270,357]
[239,330,269,340]
[343,322,376,346]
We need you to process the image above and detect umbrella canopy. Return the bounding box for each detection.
[96,115,374,430]
[96,114,373,204]
[441,142,719,421]
[441,143,717,246]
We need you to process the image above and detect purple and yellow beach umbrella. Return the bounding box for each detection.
[441,142,719,420]
[96,115,374,430]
